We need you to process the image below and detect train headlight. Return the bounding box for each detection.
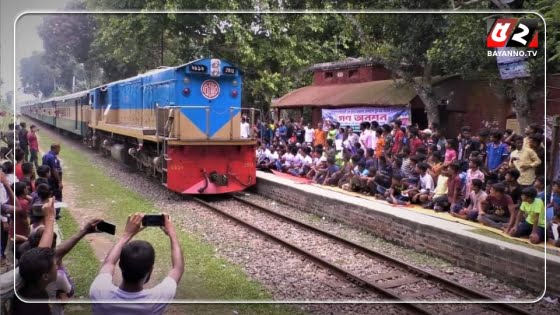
[183,77,190,84]
[231,89,238,98]
[182,88,191,96]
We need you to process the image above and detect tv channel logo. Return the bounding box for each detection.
[487,18,538,48]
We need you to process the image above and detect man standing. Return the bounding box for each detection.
[509,135,541,188]
[304,123,314,145]
[277,120,287,143]
[486,130,509,174]
[18,122,29,162]
[391,119,404,156]
[313,122,326,148]
[457,126,481,171]
[28,125,40,169]
[42,144,63,219]
[90,213,184,315]
[240,117,251,139]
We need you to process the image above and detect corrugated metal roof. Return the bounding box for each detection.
[272,76,455,108]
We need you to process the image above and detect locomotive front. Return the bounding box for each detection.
[161,59,257,194]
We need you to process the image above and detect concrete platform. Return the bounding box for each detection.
[254,171,560,296]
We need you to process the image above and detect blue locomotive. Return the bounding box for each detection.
[21,58,257,194]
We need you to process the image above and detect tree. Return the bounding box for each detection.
[84,0,360,110]
[535,0,560,73]
[354,9,450,125]
[428,6,548,131]
[37,0,100,91]
[19,52,58,98]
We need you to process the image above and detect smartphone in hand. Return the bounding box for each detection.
[142,214,165,227]
[96,221,116,235]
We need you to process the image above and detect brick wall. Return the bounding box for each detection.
[253,178,558,296]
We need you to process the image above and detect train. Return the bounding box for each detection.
[21,58,257,194]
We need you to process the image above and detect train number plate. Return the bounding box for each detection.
[223,66,236,75]
[201,80,220,100]
[189,64,207,73]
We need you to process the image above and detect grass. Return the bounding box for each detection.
[35,127,300,314]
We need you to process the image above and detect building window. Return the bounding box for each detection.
[349,69,358,78]
[325,71,333,79]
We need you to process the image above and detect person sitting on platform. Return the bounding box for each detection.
[288,147,313,177]
[435,162,463,213]
[507,187,546,244]
[338,155,361,189]
[478,183,515,230]
[385,174,409,205]
[419,166,449,209]
[373,156,403,198]
[315,157,338,185]
[264,147,279,171]
[324,151,352,186]
[408,162,434,204]
[451,179,486,221]
[306,148,325,179]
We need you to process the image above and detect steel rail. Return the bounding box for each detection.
[230,195,536,315]
[193,197,434,315]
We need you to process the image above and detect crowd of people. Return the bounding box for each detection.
[0,121,183,315]
[255,118,559,246]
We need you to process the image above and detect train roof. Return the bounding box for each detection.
[20,58,241,107]
[92,58,243,90]
[20,89,92,107]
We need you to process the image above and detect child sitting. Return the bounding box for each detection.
[451,179,486,221]
[507,187,545,244]
[385,174,409,205]
[419,166,449,208]
[408,162,434,204]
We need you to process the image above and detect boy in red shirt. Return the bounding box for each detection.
[391,119,404,156]
[28,125,40,169]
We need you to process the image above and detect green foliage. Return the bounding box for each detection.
[22,0,559,115]
[81,0,360,110]
[534,0,560,72]
[19,51,57,97]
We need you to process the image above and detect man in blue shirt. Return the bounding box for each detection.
[42,144,63,219]
[278,122,287,143]
[486,130,509,173]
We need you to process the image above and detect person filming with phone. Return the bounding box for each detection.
[89,213,184,315]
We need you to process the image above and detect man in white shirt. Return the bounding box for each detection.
[304,123,314,144]
[240,117,251,139]
[288,147,313,176]
[89,213,184,315]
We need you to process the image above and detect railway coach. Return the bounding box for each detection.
[21,58,257,194]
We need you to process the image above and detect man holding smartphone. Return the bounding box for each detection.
[89,213,184,315]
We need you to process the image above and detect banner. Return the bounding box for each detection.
[496,48,530,80]
[322,106,410,131]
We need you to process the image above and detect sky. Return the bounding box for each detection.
[0,0,70,103]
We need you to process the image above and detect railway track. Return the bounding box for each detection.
[193,195,536,315]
